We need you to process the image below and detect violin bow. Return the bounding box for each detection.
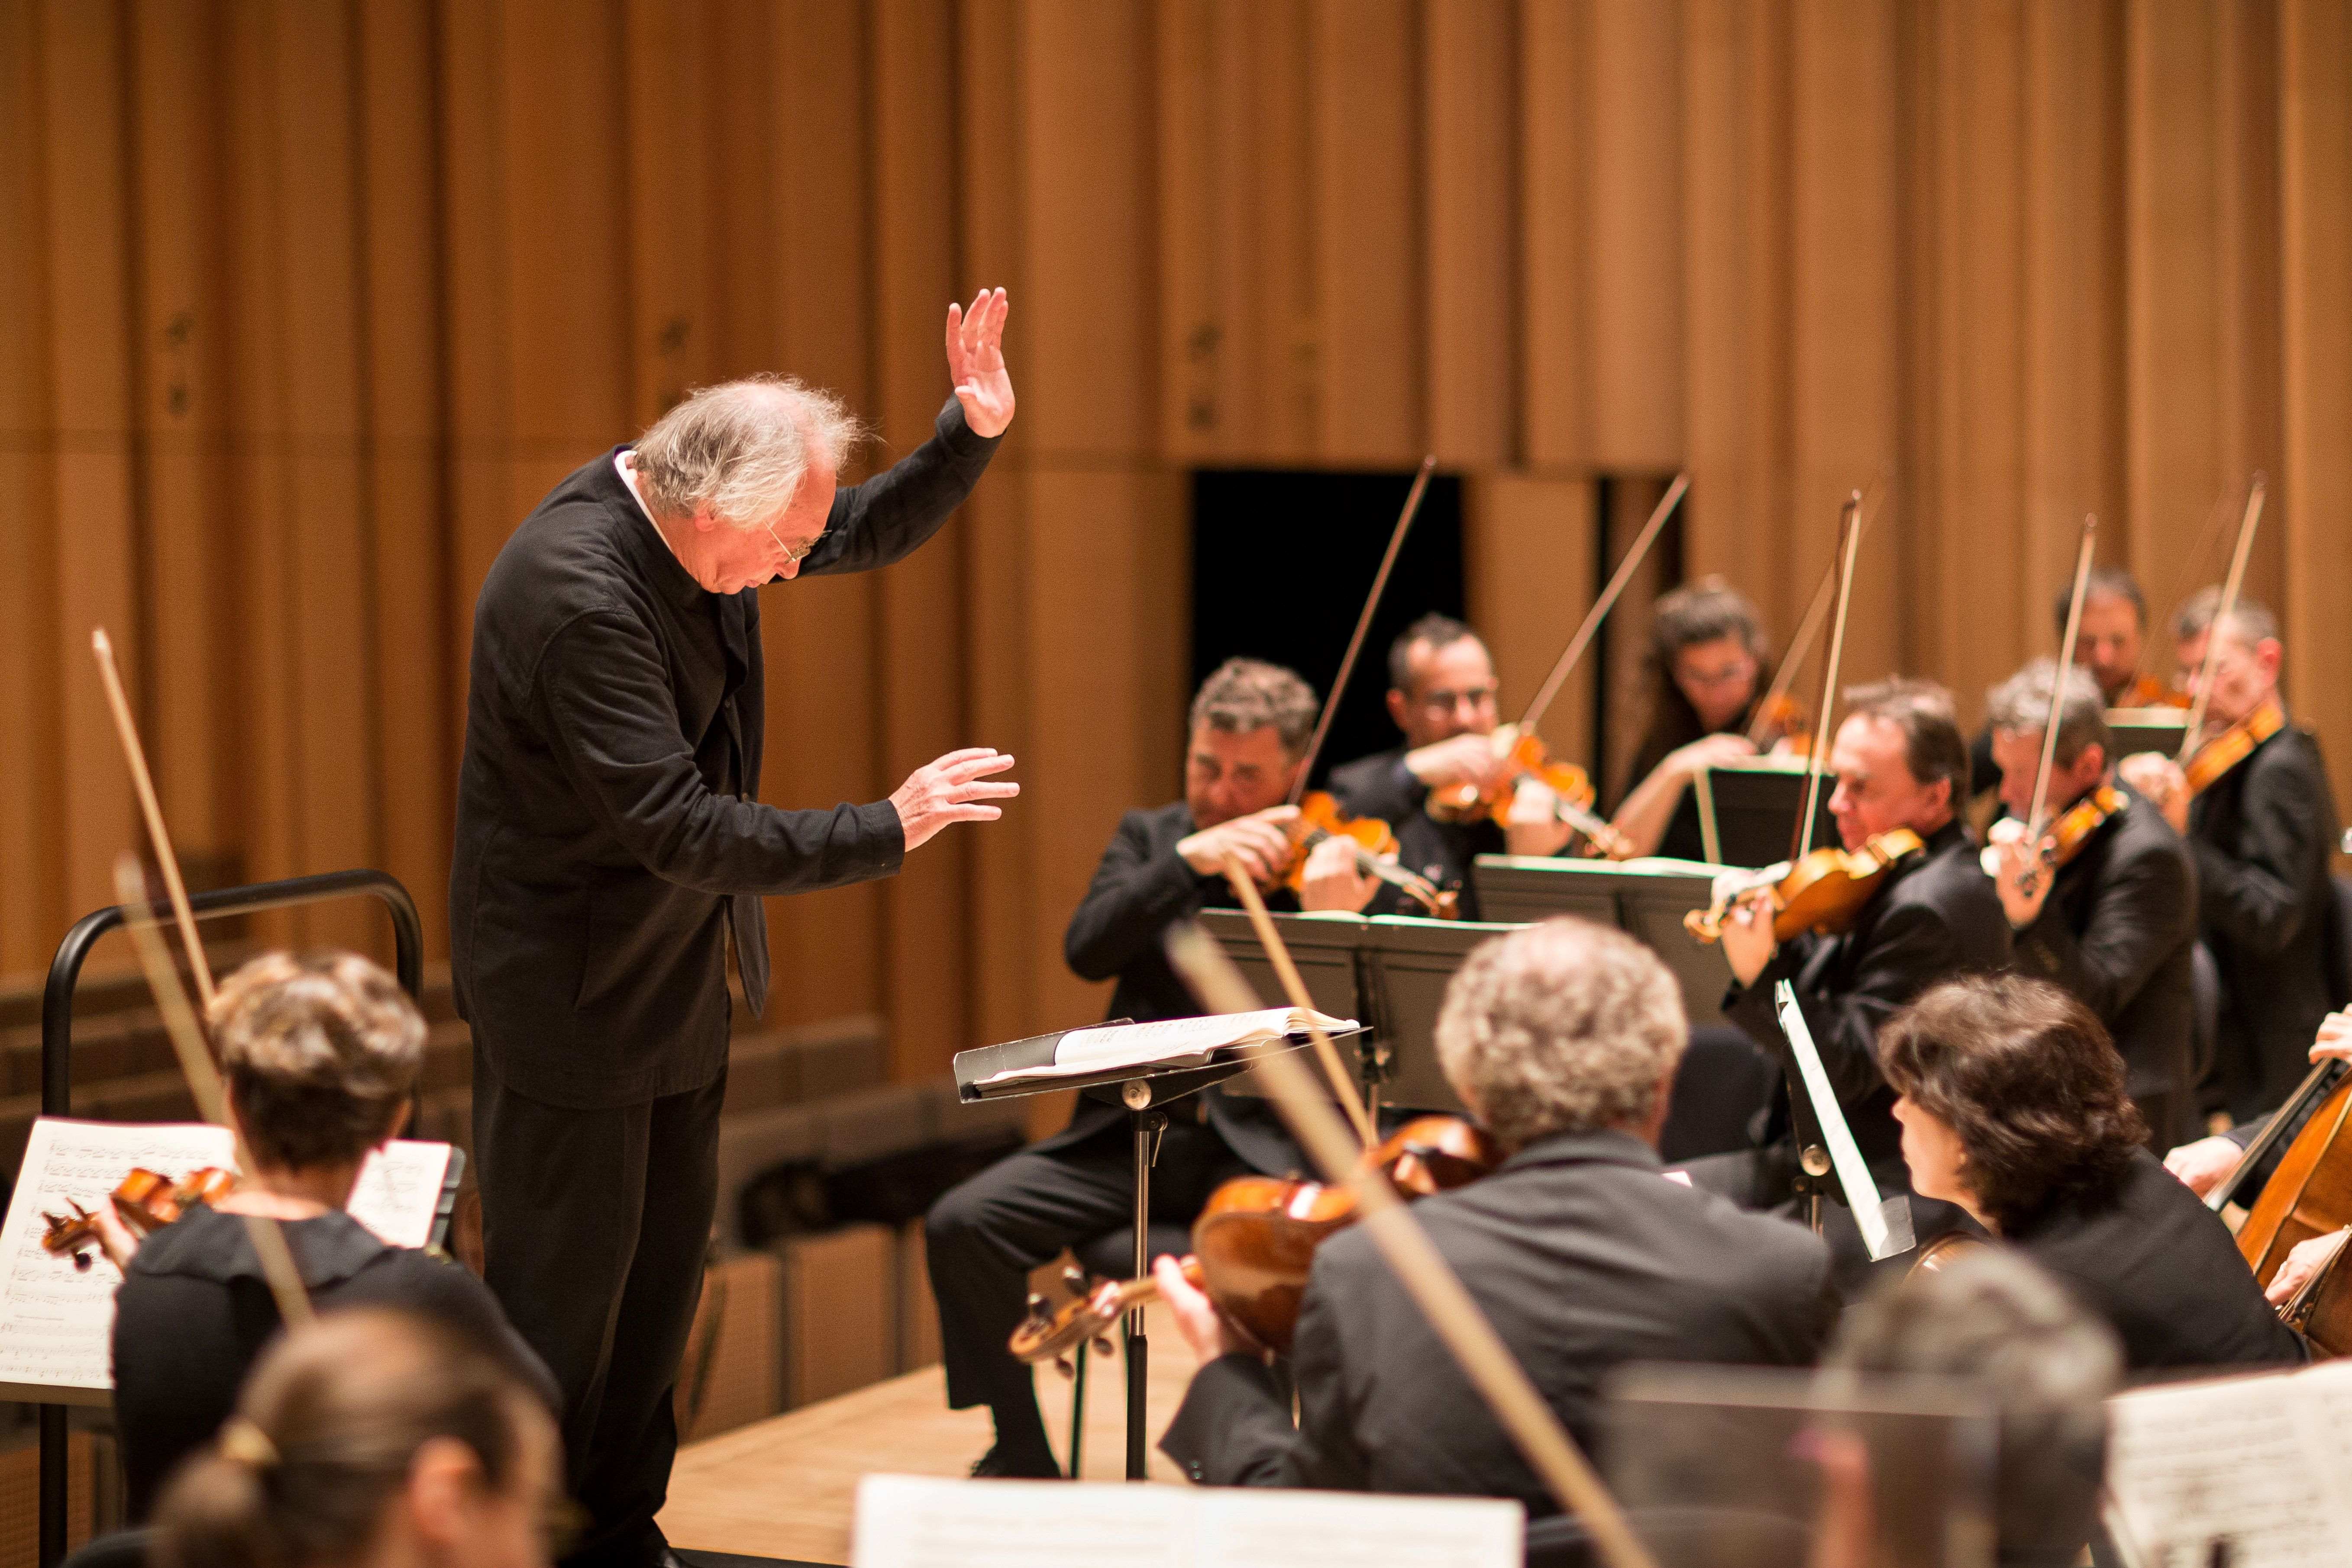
[1745,473,1886,748]
[1791,494,1864,863]
[2025,516,2101,847]
[1218,856,1378,1149]
[2133,479,2242,699]
[1165,921,1662,1568]
[1515,474,1690,740]
[2175,473,2266,766]
[93,629,215,1007]
[1288,455,1438,805]
[110,854,314,1326]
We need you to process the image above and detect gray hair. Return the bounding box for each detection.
[1434,918,1686,1150]
[1984,659,2111,771]
[1825,1249,2120,1565]
[1189,658,1320,758]
[630,375,868,527]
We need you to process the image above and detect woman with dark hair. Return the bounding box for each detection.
[1882,973,2302,1370]
[103,951,554,1520]
[1609,577,1775,860]
[152,1307,562,1568]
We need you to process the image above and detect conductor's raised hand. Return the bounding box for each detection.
[947,287,1014,438]
[891,747,1019,852]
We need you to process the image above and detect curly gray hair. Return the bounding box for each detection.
[630,375,869,527]
[1984,659,2110,770]
[1434,918,1686,1150]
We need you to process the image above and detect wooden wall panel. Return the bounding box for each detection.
[1423,0,1515,466]
[1464,475,1598,768]
[1311,0,1420,462]
[1586,0,1683,471]
[1519,0,1589,471]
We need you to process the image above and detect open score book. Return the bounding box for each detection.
[0,1118,456,1403]
[973,1006,1358,1090]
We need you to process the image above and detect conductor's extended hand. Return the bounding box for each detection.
[947,288,1015,438]
[892,748,1020,852]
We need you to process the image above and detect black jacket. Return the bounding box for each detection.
[1052,800,1304,1174]
[1328,746,1512,921]
[112,1205,557,1520]
[1159,1129,1837,1507]
[2010,784,2198,1141]
[1725,820,2013,1167]
[2004,1149,2306,1371]
[2187,721,2347,1118]
[451,400,998,1107]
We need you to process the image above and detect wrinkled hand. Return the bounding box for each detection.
[890,748,1019,852]
[2117,752,2189,834]
[2163,1134,2244,1199]
[1298,833,1380,912]
[1177,805,1299,884]
[1154,1254,1250,1363]
[946,288,1014,438]
[1669,731,1759,779]
[1989,822,2052,928]
[2266,1229,2351,1307]
[1404,730,1511,793]
[92,1196,139,1274]
[1503,776,1573,858]
[1722,890,1779,987]
[2311,1010,2352,1064]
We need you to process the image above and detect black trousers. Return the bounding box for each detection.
[925,1116,1252,1426]
[474,1054,724,1568]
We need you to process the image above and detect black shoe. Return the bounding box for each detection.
[970,1440,1063,1480]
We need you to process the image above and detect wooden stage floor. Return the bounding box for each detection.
[659,1303,1201,1566]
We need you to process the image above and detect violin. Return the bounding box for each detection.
[1280,792,1460,919]
[1909,1233,1986,1276]
[1980,786,2128,888]
[1009,1115,1500,1363]
[1682,829,1926,946]
[2110,674,2189,711]
[2220,1060,2352,1356]
[1425,729,1637,860]
[2182,699,2286,797]
[42,1165,238,1270]
[1746,693,1810,755]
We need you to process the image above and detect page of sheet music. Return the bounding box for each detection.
[979,1008,1356,1087]
[0,1119,234,1393]
[2106,1370,2349,1568]
[0,1120,456,1396]
[850,1474,1519,1568]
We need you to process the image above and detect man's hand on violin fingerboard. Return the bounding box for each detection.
[1722,893,1779,986]
[1177,805,1298,883]
[1503,776,1574,858]
[1405,731,1509,792]
[1297,834,1381,912]
[2116,752,2189,833]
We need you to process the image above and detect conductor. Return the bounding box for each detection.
[452,291,1020,1568]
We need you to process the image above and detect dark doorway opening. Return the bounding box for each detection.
[1189,468,1466,791]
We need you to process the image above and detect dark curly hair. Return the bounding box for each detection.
[1879,974,2146,1233]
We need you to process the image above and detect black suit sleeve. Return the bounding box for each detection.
[1064,813,1209,982]
[2016,828,2195,1022]
[536,609,903,896]
[2194,752,2326,958]
[1727,898,1961,1106]
[797,397,1000,580]
[1329,755,1424,828]
[1159,1281,1368,1489]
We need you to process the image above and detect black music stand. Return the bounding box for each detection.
[953,1026,1340,1481]
[1690,758,1841,867]
[37,870,425,1568]
[1471,855,1732,1025]
[2107,706,2189,760]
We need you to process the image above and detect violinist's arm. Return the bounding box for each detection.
[1611,734,1757,860]
[1159,1278,1369,1490]
[2012,829,2197,1021]
[91,1197,139,1274]
[1063,812,1208,983]
[1726,900,1956,1108]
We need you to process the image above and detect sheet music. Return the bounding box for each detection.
[0,1119,456,1397]
[979,1008,1356,1088]
[1774,982,1911,1259]
[2106,1370,2351,1568]
[851,1476,1520,1568]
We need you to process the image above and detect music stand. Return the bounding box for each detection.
[1471,855,1732,1025]
[953,1025,1339,1480]
[2107,706,2189,760]
[1690,757,1841,866]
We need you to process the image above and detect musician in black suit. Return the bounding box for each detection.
[1884,974,2303,1369]
[1686,679,2012,1284]
[453,292,1019,1568]
[925,659,1386,1478]
[1984,661,2198,1148]
[1609,576,1777,862]
[1153,918,1837,1502]
[1325,614,1573,918]
[2122,598,2346,1122]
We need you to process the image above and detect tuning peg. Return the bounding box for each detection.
[1052,1355,1074,1379]
[1022,1291,1050,1326]
[1061,1264,1088,1292]
[1093,1336,1117,1358]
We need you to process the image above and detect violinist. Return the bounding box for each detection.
[107,951,554,1522]
[2118,598,2347,1121]
[1153,919,1836,1503]
[1682,679,2010,1283]
[1607,578,1775,862]
[1883,975,2304,1370]
[1325,615,1573,916]
[925,658,1380,1478]
[1984,660,2198,1147]
[1967,566,2174,799]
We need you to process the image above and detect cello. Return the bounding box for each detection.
[2212,1051,2352,1355]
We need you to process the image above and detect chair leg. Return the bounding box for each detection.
[1066,1338,1087,1479]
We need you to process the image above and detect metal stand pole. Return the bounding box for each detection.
[1121,1094,1167,1481]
